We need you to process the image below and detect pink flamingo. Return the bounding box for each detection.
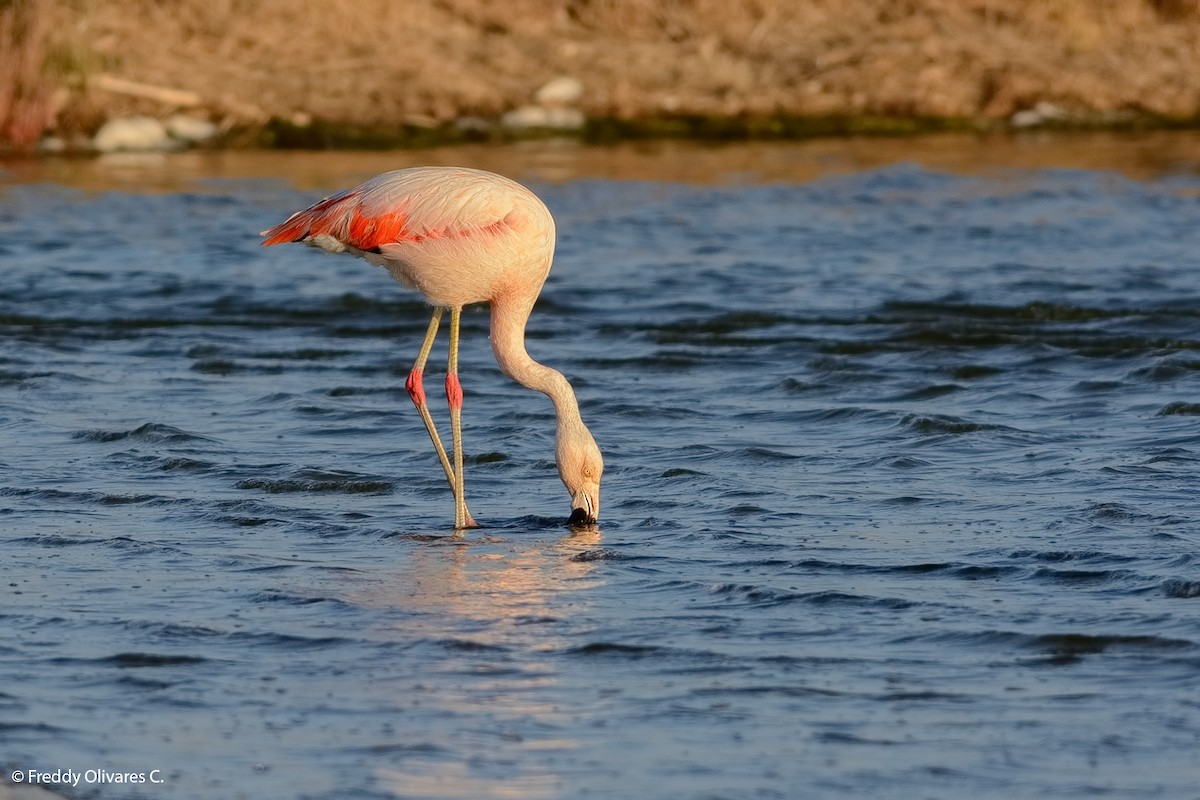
[261,166,603,530]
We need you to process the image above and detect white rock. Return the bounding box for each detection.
[93,116,173,152]
[1010,101,1069,129]
[454,115,493,134]
[500,104,584,131]
[542,106,584,129]
[38,136,67,153]
[166,114,217,143]
[534,76,583,107]
[501,105,549,130]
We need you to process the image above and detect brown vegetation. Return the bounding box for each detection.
[6,0,1200,149]
[0,1,58,147]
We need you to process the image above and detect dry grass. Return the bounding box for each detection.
[8,0,1200,146]
[0,0,59,148]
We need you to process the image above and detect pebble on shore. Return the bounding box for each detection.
[91,114,217,152]
[500,76,586,132]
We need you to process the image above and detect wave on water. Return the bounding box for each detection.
[70,423,214,444]
[235,468,395,495]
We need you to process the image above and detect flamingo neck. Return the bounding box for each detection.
[488,294,585,433]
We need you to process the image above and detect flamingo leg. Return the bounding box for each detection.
[446,307,477,529]
[405,308,457,492]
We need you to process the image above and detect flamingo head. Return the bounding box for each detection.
[558,424,603,526]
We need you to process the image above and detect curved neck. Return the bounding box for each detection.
[489,293,584,431]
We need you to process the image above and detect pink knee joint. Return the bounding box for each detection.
[406,369,426,406]
[445,373,463,410]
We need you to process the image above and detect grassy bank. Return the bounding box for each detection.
[4,0,1200,151]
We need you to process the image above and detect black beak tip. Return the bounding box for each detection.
[567,508,596,526]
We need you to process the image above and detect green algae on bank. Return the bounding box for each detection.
[249,110,1200,152]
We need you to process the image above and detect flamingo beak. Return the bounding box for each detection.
[568,485,599,526]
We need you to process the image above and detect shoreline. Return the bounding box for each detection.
[5,1,1200,154]
[18,107,1200,158]
[255,109,1200,151]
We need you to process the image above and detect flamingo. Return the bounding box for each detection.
[261,166,603,530]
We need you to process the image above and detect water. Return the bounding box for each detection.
[2,136,1199,799]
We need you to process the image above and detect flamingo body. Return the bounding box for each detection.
[263,168,555,310]
[261,166,602,529]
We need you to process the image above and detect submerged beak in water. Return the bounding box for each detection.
[568,485,599,526]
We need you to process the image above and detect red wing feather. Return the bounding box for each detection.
[346,207,410,250]
[261,190,412,251]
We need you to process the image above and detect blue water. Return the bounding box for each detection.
[2,139,1199,799]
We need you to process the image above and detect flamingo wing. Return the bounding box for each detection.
[260,167,523,251]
